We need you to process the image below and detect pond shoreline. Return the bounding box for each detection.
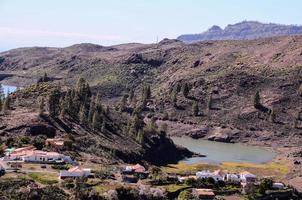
[170,136,276,165]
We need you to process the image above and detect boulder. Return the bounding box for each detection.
[185,127,208,139]
[207,127,240,143]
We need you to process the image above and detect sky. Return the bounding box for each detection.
[0,0,302,51]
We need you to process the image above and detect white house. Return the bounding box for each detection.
[59,166,91,179]
[240,171,257,183]
[124,164,146,173]
[196,170,223,182]
[272,182,285,189]
[192,188,215,200]
[3,147,72,164]
[178,176,197,183]
[225,173,241,183]
[22,151,72,163]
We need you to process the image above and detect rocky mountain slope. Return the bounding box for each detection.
[177,21,302,43]
[0,82,192,166]
[0,35,302,149]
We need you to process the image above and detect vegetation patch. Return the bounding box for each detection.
[93,183,123,194]
[27,172,58,185]
[159,183,189,193]
[162,160,289,178]
[221,161,289,177]
[161,162,221,174]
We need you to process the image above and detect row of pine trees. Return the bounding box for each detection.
[43,78,108,131]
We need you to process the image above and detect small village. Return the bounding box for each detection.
[0,138,300,200]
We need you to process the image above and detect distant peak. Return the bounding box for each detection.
[208,25,222,32]
[159,38,182,45]
[233,20,263,25]
[66,43,104,49]
[177,21,302,43]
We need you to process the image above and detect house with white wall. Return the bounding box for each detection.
[225,173,241,183]
[59,166,91,179]
[240,171,257,183]
[3,147,72,164]
[196,170,224,182]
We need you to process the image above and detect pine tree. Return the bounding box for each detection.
[2,96,10,114]
[182,83,190,98]
[192,101,199,116]
[253,91,261,108]
[141,84,151,104]
[297,110,302,121]
[129,88,134,103]
[207,94,213,110]
[172,92,177,107]
[136,130,144,144]
[48,88,61,118]
[130,113,144,135]
[79,105,88,125]
[101,120,106,132]
[294,110,301,129]
[88,97,95,124]
[269,109,276,123]
[43,72,48,82]
[76,78,91,103]
[120,95,127,112]
[105,105,110,116]
[150,117,158,130]
[39,97,45,116]
[145,85,151,100]
[59,95,66,118]
[175,82,182,93]
[91,110,100,130]
[0,87,2,111]
[0,84,4,101]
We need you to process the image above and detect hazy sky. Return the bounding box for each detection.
[0,0,301,51]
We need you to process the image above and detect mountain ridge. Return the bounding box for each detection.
[177,21,302,43]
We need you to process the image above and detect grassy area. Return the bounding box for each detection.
[161,162,221,175]
[161,160,289,178]
[177,189,191,200]
[159,184,190,193]
[27,172,58,185]
[221,161,289,178]
[93,183,123,194]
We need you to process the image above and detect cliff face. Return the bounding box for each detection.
[177,21,302,43]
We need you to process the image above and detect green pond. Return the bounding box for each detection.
[171,136,276,164]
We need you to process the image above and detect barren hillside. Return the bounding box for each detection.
[0,36,302,148]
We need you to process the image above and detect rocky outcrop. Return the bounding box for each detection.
[207,127,240,143]
[185,127,208,139]
[125,53,163,67]
[143,133,193,165]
